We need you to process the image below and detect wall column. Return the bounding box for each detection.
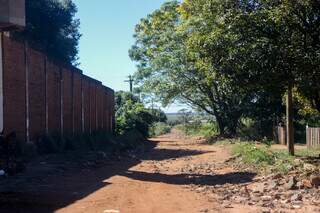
[44,55,48,134]
[0,33,4,133]
[24,40,30,142]
[60,67,64,137]
[81,77,84,133]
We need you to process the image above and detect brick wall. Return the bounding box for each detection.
[28,48,46,140]
[2,35,26,141]
[73,70,82,133]
[46,59,61,134]
[1,34,115,143]
[83,76,91,133]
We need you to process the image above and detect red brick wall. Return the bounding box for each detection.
[82,77,91,132]
[2,36,26,140]
[103,87,110,132]
[89,81,97,132]
[47,60,61,134]
[28,48,46,140]
[108,88,115,132]
[2,35,115,143]
[73,70,82,133]
[62,68,73,135]
[97,85,103,130]
[105,87,113,133]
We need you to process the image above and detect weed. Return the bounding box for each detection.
[232,142,296,174]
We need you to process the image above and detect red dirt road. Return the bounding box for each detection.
[1,131,315,213]
[55,131,258,213]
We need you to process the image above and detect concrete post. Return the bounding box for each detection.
[0,33,4,133]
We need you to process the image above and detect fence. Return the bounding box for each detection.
[0,33,115,144]
[306,127,320,149]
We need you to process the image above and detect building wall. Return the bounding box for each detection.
[28,48,46,140]
[1,35,115,143]
[46,59,61,134]
[2,35,26,140]
[73,70,82,133]
[82,77,91,133]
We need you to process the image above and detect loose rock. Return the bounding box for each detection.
[285,176,297,190]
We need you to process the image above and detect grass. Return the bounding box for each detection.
[232,142,293,174]
[231,142,320,174]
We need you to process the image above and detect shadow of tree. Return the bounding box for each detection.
[139,148,215,161]
[123,170,256,186]
[0,139,254,213]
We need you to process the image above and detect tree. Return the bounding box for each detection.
[15,0,81,65]
[115,91,167,137]
[226,0,320,154]
[130,0,319,147]
[130,1,253,136]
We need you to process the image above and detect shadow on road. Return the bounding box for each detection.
[123,170,256,186]
[0,139,254,213]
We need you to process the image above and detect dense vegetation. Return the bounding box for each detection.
[15,0,81,65]
[115,91,167,137]
[130,0,320,141]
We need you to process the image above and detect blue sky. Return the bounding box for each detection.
[73,0,185,113]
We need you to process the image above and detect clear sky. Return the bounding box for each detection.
[73,0,185,113]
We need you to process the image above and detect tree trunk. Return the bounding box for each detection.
[286,81,294,156]
[216,116,226,136]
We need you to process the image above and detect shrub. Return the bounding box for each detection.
[115,91,167,137]
[177,122,218,138]
[36,135,58,154]
[149,122,171,136]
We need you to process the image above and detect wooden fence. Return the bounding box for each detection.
[306,127,320,149]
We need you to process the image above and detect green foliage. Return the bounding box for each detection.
[177,122,218,138]
[15,0,81,65]
[233,143,275,165]
[149,122,172,137]
[115,91,167,137]
[130,0,320,140]
[230,143,320,174]
[232,143,295,173]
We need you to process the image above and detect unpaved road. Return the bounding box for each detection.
[0,131,315,213]
[55,130,260,213]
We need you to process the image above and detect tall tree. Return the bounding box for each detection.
[15,0,81,65]
[130,1,252,136]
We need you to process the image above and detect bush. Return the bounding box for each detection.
[115,91,167,137]
[177,122,218,138]
[117,130,147,151]
[36,135,59,154]
[149,122,171,136]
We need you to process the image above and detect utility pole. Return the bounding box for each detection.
[125,75,134,93]
[286,81,294,156]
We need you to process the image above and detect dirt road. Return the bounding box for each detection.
[1,130,315,213]
[47,130,258,213]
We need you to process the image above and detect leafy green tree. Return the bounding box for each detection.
[130,0,319,140]
[130,1,253,136]
[115,91,167,137]
[15,0,81,65]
